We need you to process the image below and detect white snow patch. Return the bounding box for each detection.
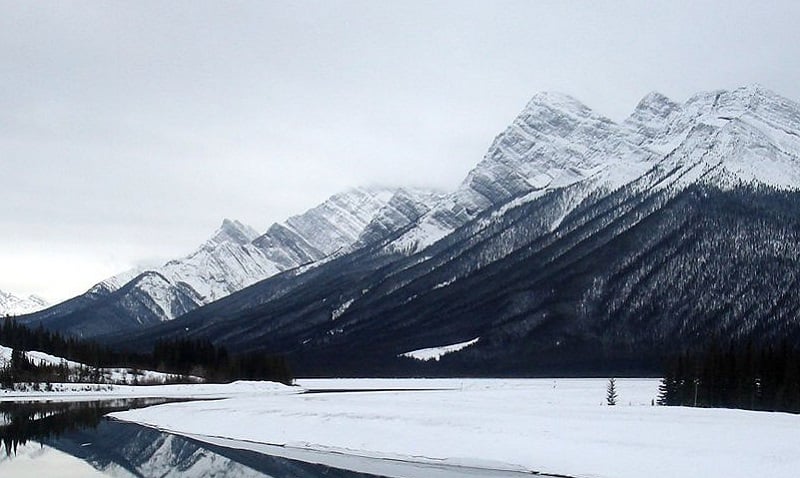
[432,278,456,289]
[400,338,479,361]
[388,219,453,255]
[331,299,354,320]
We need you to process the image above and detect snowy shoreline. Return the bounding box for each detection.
[104,378,800,478]
[4,378,799,478]
[0,379,300,401]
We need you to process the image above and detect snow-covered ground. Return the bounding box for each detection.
[107,378,800,478]
[0,379,296,401]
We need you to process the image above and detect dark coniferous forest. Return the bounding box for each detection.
[658,343,800,413]
[0,318,293,386]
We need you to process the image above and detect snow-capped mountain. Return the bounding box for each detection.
[251,186,440,266]
[19,186,442,336]
[131,187,441,315]
[159,219,280,307]
[625,84,800,186]
[386,91,660,254]
[116,85,800,376]
[387,85,800,257]
[0,289,48,317]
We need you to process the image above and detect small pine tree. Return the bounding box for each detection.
[606,377,618,406]
[657,376,670,405]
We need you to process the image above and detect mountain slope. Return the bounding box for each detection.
[386,91,659,254]
[111,85,800,375]
[18,187,440,337]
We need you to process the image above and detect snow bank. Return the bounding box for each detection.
[0,380,297,401]
[110,378,800,478]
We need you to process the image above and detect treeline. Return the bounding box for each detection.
[0,349,69,389]
[658,343,800,413]
[0,318,293,385]
[152,338,293,385]
[0,319,113,368]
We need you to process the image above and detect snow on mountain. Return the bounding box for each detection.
[108,85,800,376]
[25,85,800,342]
[388,85,800,256]
[255,187,400,257]
[82,220,272,308]
[158,220,282,304]
[388,91,659,254]
[88,267,145,296]
[0,289,49,317]
[154,187,406,307]
[29,186,434,334]
[116,271,203,323]
[208,218,259,246]
[626,84,800,189]
[354,187,446,247]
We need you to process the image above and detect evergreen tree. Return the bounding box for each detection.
[606,378,618,406]
[657,376,671,406]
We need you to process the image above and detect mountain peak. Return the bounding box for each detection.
[636,91,680,112]
[684,84,788,113]
[727,84,800,112]
[523,91,594,117]
[624,90,683,137]
[209,219,259,246]
[737,83,776,99]
[273,186,402,257]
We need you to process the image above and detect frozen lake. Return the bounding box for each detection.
[2,378,798,477]
[0,389,550,478]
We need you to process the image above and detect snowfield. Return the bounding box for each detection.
[107,378,800,478]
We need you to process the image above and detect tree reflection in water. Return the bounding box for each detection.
[0,398,187,456]
[0,399,388,478]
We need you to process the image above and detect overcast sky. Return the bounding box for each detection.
[2,0,799,302]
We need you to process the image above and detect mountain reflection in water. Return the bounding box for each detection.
[0,398,186,457]
[0,399,386,477]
